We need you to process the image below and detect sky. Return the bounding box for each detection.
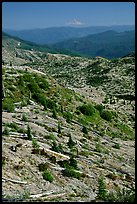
[2,2,135,30]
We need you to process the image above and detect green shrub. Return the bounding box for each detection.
[62,167,81,179]
[100,110,113,121]
[63,111,73,123]
[75,109,81,115]
[95,104,104,113]
[18,76,25,87]
[34,75,49,90]
[79,150,89,157]
[32,139,40,149]
[22,114,28,122]
[27,125,32,140]
[58,160,70,168]
[67,134,75,148]
[58,143,63,153]
[2,98,14,112]
[82,126,88,134]
[95,143,102,153]
[78,103,95,116]
[2,159,6,166]
[2,68,5,75]
[7,122,18,131]
[42,170,54,182]
[69,156,78,169]
[38,163,49,171]
[46,99,57,110]
[51,140,59,152]
[112,143,120,149]
[102,96,109,104]
[45,133,55,140]
[97,175,107,200]
[28,79,40,94]
[32,93,47,108]
[52,108,57,119]
[3,126,9,135]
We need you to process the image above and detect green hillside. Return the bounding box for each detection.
[51,30,135,59]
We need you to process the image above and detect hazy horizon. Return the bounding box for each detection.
[2,2,135,30]
[3,24,135,32]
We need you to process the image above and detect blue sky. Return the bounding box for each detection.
[2,2,135,30]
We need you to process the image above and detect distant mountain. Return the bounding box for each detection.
[51,30,135,59]
[2,32,57,52]
[3,25,135,45]
[2,32,80,65]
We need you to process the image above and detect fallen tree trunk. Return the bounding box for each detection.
[42,192,68,200]
[43,148,70,160]
[2,177,27,184]
[29,190,56,199]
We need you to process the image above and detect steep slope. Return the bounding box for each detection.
[2,32,56,65]
[51,30,135,59]
[2,65,135,202]
[4,25,135,44]
[2,34,135,201]
[2,32,80,65]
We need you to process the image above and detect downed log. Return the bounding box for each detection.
[42,148,70,160]
[29,190,55,199]
[2,177,27,184]
[42,192,68,200]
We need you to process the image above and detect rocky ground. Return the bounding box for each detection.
[2,105,135,202]
[2,65,135,202]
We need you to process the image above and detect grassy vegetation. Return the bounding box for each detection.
[3,126,10,136]
[112,143,120,149]
[62,167,81,179]
[32,139,40,149]
[97,175,107,200]
[100,110,113,121]
[2,66,134,143]
[78,103,95,116]
[2,158,6,166]
[42,170,54,182]
[2,98,15,112]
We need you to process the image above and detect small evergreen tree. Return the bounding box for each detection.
[67,134,75,148]
[51,140,59,152]
[69,156,78,169]
[27,125,32,140]
[58,123,61,134]
[82,126,88,134]
[97,175,107,200]
[52,108,57,119]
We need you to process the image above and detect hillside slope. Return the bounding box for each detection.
[2,32,79,65]
[2,34,135,202]
[2,65,135,202]
[51,30,135,59]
